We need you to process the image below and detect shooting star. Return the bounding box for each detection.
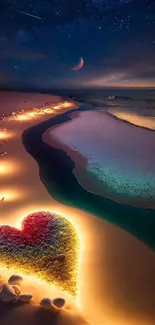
[17,10,42,20]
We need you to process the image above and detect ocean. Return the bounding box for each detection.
[52,87,155,107]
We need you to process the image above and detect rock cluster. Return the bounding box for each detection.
[0,273,66,310]
[8,275,23,286]
[40,297,65,310]
[0,274,32,303]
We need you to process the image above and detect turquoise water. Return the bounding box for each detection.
[22,105,155,251]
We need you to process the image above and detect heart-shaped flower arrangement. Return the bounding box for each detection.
[0,211,80,296]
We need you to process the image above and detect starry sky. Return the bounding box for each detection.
[0,0,155,89]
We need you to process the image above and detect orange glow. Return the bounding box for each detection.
[0,130,14,140]
[0,266,76,307]
[43,108,54,114]
[0,159,24,177]
[0,159,22,177]
[61,101,74,108]
[109,110,155,130]
[27,111,36,117]
[6,100,76,123]
[53,104,61,110]
[16,114,29,121]
[0,99,81,303]
[36,111,44,115]
[0,188,26,202]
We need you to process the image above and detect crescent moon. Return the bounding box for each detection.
[71,57,84,71]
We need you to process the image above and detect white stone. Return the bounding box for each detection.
[12,285,21,295]
[8,275,23,285]
[0,284,17,302]
[40,297,52,309]
[19,294,33,302]
[52,298,65,308]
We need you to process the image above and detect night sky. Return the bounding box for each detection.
[0,0,155,89]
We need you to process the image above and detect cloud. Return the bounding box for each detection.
[78,42,155,88]
[3,50,48,61]
[81,71,155,88]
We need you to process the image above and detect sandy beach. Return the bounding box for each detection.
[108,108,155,130]
[1,92,155,325]
[43,110,155,208]
[0,91,87,325]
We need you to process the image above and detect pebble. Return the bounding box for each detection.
[8,275,23,286]
[40,297,52,309]
[0,284,17,302]
[56,254,65,260]
[0,151,7,157]
[52,298,65,309]
[12,285,21,295]
[19,294,33,302]
[12,296,19,304]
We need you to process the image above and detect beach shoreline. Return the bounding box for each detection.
[1,91,155,325]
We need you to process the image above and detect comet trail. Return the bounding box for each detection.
[17,10,42,20]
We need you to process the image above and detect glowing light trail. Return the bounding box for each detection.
[17,10,42,20]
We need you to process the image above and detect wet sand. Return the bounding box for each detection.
[1,92,155,325]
